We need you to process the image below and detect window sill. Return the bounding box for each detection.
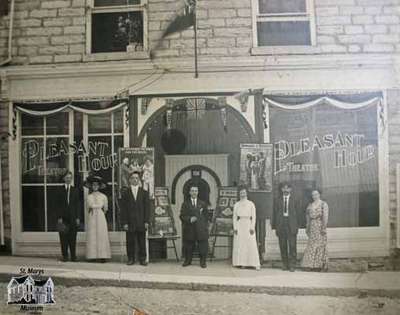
[83,51,150,62]
[251,46,320,56]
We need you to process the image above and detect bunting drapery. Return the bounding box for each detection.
[15,100,128,116]
[264,96,381,110]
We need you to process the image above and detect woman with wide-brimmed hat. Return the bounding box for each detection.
[84,175,111,262]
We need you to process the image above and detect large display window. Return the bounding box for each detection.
[19,104,127,232]
[268,96,380,228]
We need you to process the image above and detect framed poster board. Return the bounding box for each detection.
[211,187,237,236]
[150,187,177,237]
[239,143,273,192]
[118,147,154,198]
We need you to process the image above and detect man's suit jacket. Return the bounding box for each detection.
[180,199,209,241]
[272,194,300,236]
[120,186,150,232]
[56,185,81,229]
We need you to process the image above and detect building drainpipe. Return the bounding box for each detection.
[0,148,4,246]
[0,0,15,67]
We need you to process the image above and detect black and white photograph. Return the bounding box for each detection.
[0,0,400,314]
[240,143,273,192]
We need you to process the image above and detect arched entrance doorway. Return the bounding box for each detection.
[142,98,256,259]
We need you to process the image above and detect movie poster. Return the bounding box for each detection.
[151,187,177,237]
[211,187,237,236]
[118,147,155,198]
[239,143,273,192]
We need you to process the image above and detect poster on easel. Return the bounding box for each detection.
[211,187,238,236]
[118,147,154,198]
[239,143,273,192]
[150,187,177,237]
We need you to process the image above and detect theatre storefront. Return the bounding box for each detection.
[6,88,389,260]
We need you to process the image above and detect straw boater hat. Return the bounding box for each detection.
[84,175,107,190]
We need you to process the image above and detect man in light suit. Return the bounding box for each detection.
[272,182,300,272]
[56,170,81,262]
[121,172,150,266]
[180,185,209,268]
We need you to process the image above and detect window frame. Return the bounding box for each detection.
[251,0,316,53]
[85,0,149,60]
[84,110,126,232]
[20,111,74,232]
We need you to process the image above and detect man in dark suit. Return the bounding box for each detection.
[121,171,150,266]
[180,185,209,268]
[272,182,300,272]
[57,170,81,262]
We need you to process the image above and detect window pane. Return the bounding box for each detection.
[270,103,379,228]
[88,136,113,182]
[88,114,112,134]
[102,184,114,231]
[94,0,141,7]
[46,138,70,183]
[21,138,44,183]
[258,0,306,14]
[46,112,69,135]
[257,21,311,46]
[114,110,124,133]
[92,11,144,53]
[22,186,45,231]
[21,114,43,136]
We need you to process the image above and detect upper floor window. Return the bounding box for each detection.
[88,0,147,54]
[253,0,315,47]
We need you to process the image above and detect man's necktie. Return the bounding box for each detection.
[284,196,288,215]
[67,185,70,205]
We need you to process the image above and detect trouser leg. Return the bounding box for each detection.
[198,240,208,262]
[184,240,194,263]
[136,231,146,263]
[126,231,136,261]
[59,232,68,259]
[68,229,77,260]
[288,233,297,267]
[278,235,289,268]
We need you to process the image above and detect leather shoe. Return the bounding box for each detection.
[200,261,207,268]
[70,257,77,262]
[127,260,135,265]
[140,261,148,266]
[60,257,68,262]
[182,261,191,267]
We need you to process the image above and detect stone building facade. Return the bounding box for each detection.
[0,0,399,259]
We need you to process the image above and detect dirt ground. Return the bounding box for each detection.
[1,283,400,315]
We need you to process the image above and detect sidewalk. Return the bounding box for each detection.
[0,256,399,297]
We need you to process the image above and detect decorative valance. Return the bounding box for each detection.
[14,99,128,116]
[264,94,382,111]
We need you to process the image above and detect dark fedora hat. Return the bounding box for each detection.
[83,175,107,190]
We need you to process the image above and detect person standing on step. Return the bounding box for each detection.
[272,182,300,272]
[180,185,209,268]
[56,170,81,262]
[121,171,150,266]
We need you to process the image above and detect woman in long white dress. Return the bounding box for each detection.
[232,186,260,270]
[84,175,111,262]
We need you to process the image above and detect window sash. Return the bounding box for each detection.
[253,0,315,47]
[87,0,148,54]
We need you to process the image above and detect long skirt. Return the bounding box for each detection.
[232,218,260,268]
[301,218,328,270]
[86,208,111,259]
